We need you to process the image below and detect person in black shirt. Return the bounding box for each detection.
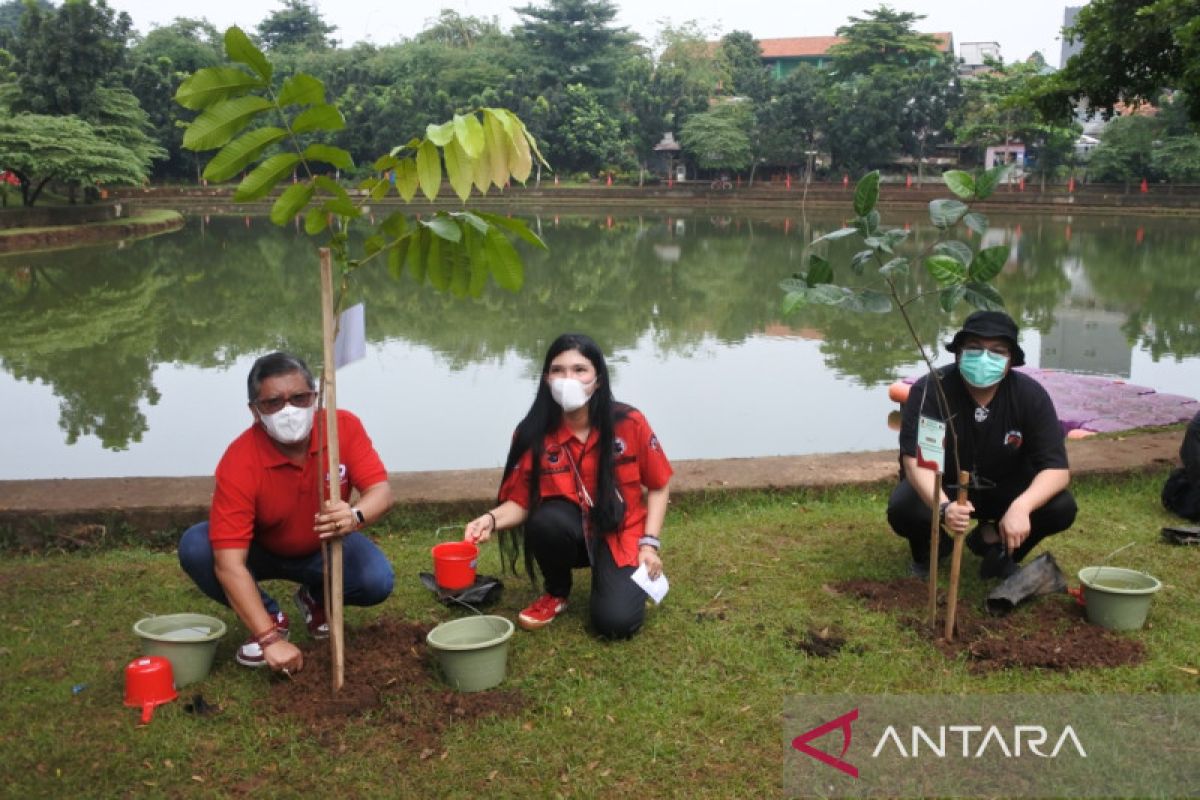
[887,311,1077,579]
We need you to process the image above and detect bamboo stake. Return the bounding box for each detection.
[943,470,970,641]
[927,469,942,629]
[319,248,345,693]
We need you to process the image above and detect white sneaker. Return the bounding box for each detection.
[235,610,289,668]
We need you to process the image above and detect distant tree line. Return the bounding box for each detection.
[1,0,1198,204]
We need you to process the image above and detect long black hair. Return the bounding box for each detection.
[498,333,630,576]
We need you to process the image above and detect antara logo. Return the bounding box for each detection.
[792,708,859,778]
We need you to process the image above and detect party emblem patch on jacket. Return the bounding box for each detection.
[614,437,627,455]
[545,445,561,464]
[649,434,660,451]
[1004,430,1023,449]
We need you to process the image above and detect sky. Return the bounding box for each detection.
[107,0,1088,68]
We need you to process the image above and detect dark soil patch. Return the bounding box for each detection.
[263,618,524,750]
[834,578,1145,672]
[785,625,854,658]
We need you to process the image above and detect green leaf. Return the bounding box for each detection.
[304,207,328,235]
[963,212,988,235]
[320,196,359,217]
[202,126,286,182]
[963,281,1005,310]
[234,153,300,201]
[473,212,547,249]
[782,290,809,315]
[812,227,857,246]
[939,285,966,313]
[853,171,880,216]
[368,177,390,200]
[850,249,875,275]
[224,27,271,83]
[450,249,471,298]
[387,236,411,280]
[882,228,910,249]
[269,182,314,225]
[373,154,401,172]
[808,284,856,308]
[407,228,428,284]
[976,165,1006,199]
[312,174,350,202]
[443,138,474,202]
[416,140,442,200]
[278,74,325,107]
[174,67,263,111]
[929,198,969,229]
[482,111,511,190]
[454,113,485,159]
[504,114,534,183]
[968,245,1009,282]
[183,95,272,151]
[425,120,454,146]
[807,253,832,285]
[380,212,408,239]
[363,234,385,257]
[485,227,523,291]
[427,235,448,291]
[422,214,462,243]
[467,245,488,297]
[291,104,345,134]
[302,144,353,170]
[933,240,974,266]
[454,210,490,236]
[394,159,419,202]
[925,254,967,286]
[858,289,892,313]
[879,257,909,278]
[779,277,809,293]
[942,170,975,200]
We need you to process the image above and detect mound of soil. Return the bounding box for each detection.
[834,578,1145,672]
[263,618,524,749]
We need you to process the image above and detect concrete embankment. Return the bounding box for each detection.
[0,431,1180,548]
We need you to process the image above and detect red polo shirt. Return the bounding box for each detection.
[499,408,672,567]
[209,410,387,557]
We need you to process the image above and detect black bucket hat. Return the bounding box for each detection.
[945,310,1026,366]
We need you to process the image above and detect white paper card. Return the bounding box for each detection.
[334,303,366,368]
[631,563,669,605]
[916,414,946,473]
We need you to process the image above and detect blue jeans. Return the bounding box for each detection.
[178,522,395,615]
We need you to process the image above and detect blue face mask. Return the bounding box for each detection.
[959,348,1009,388]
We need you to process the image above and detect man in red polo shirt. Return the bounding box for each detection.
[178,352,394,674]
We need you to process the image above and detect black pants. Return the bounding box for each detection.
[887,478,1077,565]
[525,499,646,639]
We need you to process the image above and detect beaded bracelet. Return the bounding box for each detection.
[485,511,498,532]
[638,535,661,551]
[255,627,284,648]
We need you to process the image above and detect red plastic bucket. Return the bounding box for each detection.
[123,656,178,724]
[432,541,479,590]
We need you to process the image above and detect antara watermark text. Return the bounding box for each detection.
[870,724,1087,759]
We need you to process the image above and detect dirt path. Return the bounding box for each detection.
[0,430,1180,543]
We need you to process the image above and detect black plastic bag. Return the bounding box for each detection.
[985,552,1067,616]
[419,572,504,608]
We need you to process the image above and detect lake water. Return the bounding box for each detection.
[1,206,1197,480]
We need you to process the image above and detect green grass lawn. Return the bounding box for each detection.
[2,470,1197,798]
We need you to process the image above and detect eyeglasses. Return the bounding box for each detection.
[252,391,318,415]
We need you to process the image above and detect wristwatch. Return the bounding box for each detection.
[352,507,366,528]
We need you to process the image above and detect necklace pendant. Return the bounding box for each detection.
[975,406,989,423]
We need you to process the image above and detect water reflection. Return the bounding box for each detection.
[0,208,1197,478]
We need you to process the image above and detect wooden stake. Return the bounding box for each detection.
[927,470,942,629]
[943,470,970,641]
[319,248,345,693]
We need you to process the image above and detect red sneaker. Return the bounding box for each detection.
[294,586,329,639]
[235,610,289,668]
[518,594,568,630]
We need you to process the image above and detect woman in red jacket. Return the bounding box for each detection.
[465,333,672,638]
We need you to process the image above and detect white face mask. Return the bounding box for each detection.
[259,403,316,444]
[549,377,594,412]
